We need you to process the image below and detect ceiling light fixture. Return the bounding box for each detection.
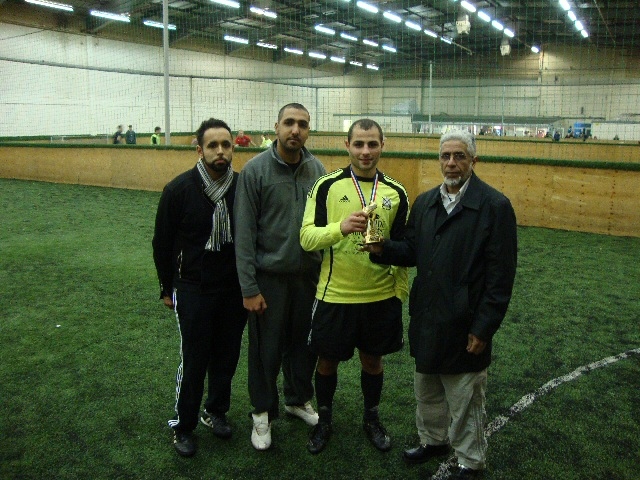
[309,51,327,59]
[559,0,570,11]
[424,29,438,38]
[24,0,73,12]
[330,56,346,63]
[90,10,130,22]
[503,28,514,38]
[366,64,379,70]
[349,60,363,66]
[382,45,397,53]
[440,36,453,44]
[211,0,240,7]
[567,11,576,21]
[477,11,491,22]
[405,20,421,31]
[383,11,402,23]
[460,1,476,13]
[491,20,504,31]
[340,32,358,41]
[356,1,378,14]
[531,45,540,53]
[223,34,248,44]
[574,20,584,31]
[143,19,176,30]
[250,6,277,18]
[363,39,378,47]
[315,25,336,35]
[284,47,303,54]
[580,29,588,38]
[256,42,277,49]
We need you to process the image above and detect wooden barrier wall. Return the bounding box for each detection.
[0,145,638,237]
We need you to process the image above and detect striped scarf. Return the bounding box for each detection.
[196,159,233,252]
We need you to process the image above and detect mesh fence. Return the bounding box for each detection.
[0,0,638,140]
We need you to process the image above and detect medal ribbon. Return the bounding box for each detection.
[350,166,378,209]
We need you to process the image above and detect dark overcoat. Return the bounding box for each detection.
[373,173,517,374]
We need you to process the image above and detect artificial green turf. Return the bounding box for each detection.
[1,179,639,479]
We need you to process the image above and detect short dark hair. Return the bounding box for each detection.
[277,103,309,121]
[154,127,161,133]
[347,118,383,143]
[195,118,232,147]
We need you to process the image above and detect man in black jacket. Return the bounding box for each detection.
[152,118,247,457]
[364,130,517,479]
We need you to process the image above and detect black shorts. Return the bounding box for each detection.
[308,297,404,361]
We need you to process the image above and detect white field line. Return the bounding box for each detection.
[430,348,640,480]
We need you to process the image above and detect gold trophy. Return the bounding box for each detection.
[363,202,383,244]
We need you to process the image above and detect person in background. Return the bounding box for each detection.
[363,129,517,480]
[234,103,326,451]
[553,130,561,142]
[151,127,162,145]
[300,118,409,455]
[112,125,124,144]
[260,133,273,148]
[152,118,247,458]
[125,125,137,144]
[234,130,255,147]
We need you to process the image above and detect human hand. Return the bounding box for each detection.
[340,211,369,236]
[244,294,267,315]
[359,241,384,255]
[162,295,174,309]
[466,334,487,355]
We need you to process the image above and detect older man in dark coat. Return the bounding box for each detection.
[366,129,517,480]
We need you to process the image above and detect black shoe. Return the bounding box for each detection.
[363,419,391,452]
[403,443,451,464]
[200,411,232,439]
[307,422,332,454]
[450,465,483,479]
[173,431,196,457]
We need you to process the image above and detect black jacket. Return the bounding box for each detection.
[152,166,240,296]
[373,174,517,374]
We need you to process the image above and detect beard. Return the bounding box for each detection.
[203,155,231,173]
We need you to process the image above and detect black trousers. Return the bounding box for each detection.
[171,288,247,433]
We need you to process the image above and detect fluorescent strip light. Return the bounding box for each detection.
[503,28,514,38]
[491,20,504,31]
[340,32,358,41]
[349,60,363,66]
[315,25,335,35]
[284,47,303,55]
[363,39,378,47]
[567,11,576,21]
[383,11,402,23]
[531,46,540,53]
[366,64,379,70]
[309,51,327,59]
[256,42,277,49]
[224,35,248,44]
[477,11,491,22]
[90,10,130,22]
[424,29,438,38]
[382,45,396,53]
[405,20,421,31]
[580,29,588,38]
[559,0,570,11]
[356,1,378,14]
[143,19,177,30]
[211,0,240,7]
[330,56,346,63]
[440,36,453,44]
[460,1,476,13]
[25,0,73,12]
[250,7,277,18]
[574,20,584,31]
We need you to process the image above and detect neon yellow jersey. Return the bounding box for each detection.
[301,167,409,304]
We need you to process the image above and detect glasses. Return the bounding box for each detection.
[439,151,470,162]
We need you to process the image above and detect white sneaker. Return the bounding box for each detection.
[285,402,319,426]
[251,412,272,450]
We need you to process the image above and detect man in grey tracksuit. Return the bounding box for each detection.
[234,103,326,450]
